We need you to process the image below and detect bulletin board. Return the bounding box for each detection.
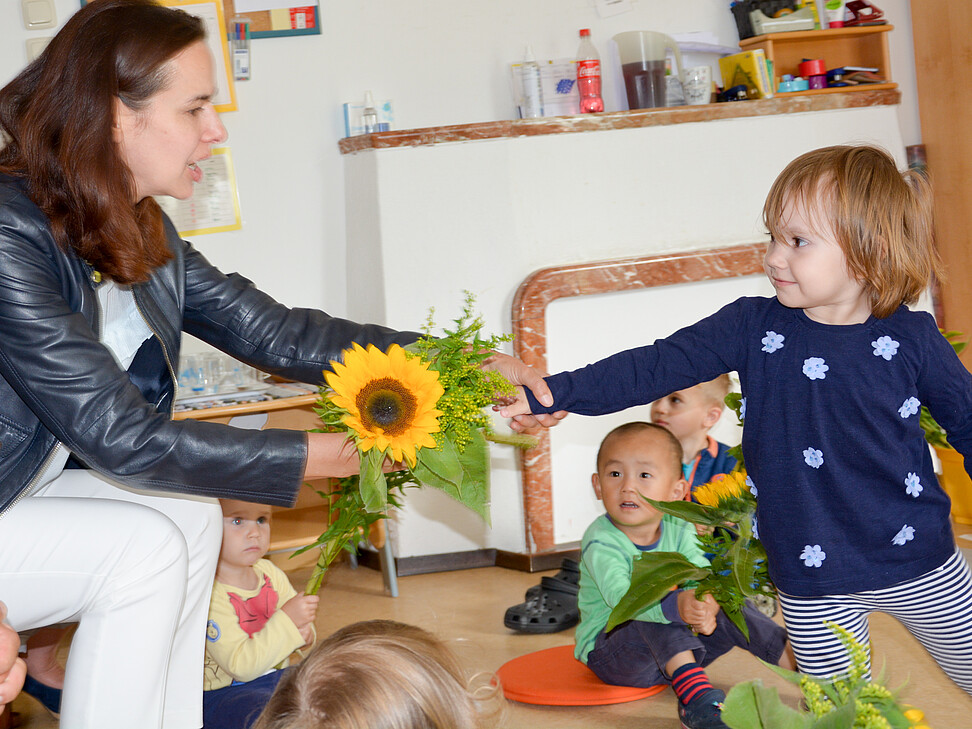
[220,1,321,38]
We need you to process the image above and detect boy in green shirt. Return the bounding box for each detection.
[577,422,792,729]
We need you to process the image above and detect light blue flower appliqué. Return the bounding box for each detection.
[898,397,920,419]
[746,475,757,497]
[803,447,824,469]
[905,472,923,498]
[872,336,900,361]
[740,397,747,420]
[800,544,826,567]
[761,331,784,353]
[751,515,759,540]
[802,357,829,380]
[892,525,915,546]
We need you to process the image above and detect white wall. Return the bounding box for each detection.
[346,103,907,556]
[0,1,923,555]
[1,1,920,323]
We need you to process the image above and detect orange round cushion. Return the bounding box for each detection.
[496,645,666,706]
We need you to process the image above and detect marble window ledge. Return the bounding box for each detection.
[512,243,768,553]
[338,88,899,155]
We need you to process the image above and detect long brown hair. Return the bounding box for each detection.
[763,145,941,319]
[0,0,205,284]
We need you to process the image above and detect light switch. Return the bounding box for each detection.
[22,0,57,30]
[25,37,52,63]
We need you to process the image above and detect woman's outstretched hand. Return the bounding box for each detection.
[482,353,567,432]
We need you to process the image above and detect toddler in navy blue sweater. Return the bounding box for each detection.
[503,145,972,695]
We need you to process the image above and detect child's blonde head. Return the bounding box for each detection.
[696,374,731,410]
[763,144,941,318]
[251,620,503,729]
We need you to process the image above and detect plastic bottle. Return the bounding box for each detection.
[361,91,378,134]
[519,46,544,118]
[575,28,604,113]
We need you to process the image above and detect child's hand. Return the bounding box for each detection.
[677,591,719,636]
[0,602,26,707]
[497,385,532,418]
[297,623,315,648]
[282,592,319,630]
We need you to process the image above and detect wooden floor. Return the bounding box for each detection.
[10,537,972,728]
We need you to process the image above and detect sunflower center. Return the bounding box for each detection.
[356,377,417,436]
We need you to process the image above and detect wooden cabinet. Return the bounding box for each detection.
[740,25,896,95]
[911,0,972,372]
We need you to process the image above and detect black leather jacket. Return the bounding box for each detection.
[0,174,416,515]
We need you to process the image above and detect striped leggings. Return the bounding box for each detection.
[777,549,972,695]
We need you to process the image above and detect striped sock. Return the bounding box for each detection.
[670,663,716,706]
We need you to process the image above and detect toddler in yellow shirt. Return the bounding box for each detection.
[203,499,318,729]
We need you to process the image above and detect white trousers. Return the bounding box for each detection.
[0,469,222,729]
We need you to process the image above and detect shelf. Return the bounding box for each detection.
[774,82,897,96]
[740,24,893,88]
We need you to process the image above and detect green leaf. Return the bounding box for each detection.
[722,680,811,729]
[760,659,804,687]
[411,431,492,522]
[721,598,750,641]
[358,447,388,512]
[641,496,729,527]
[411,435,464,498]
[606,552,710,631]
[453,429,491,523]
[810,702,856,729]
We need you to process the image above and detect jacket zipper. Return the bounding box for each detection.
[0,443,63,520]
[131,288,179,406]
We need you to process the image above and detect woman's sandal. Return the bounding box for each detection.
[504,558,581,634]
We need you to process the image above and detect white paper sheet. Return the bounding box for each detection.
[233,0,294,11]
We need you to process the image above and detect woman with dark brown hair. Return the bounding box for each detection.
[0,2,555,727]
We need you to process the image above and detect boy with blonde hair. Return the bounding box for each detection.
[650,374,736,495]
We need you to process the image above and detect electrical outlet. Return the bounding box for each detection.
[21,0,56,30]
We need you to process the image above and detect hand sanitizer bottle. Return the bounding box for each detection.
[361,91,378,134]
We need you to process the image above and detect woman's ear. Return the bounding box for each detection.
[111,97,132,144]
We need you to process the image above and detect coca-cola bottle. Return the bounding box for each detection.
[576,28,604,113]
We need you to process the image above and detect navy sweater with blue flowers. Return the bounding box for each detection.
[526,297,972,596]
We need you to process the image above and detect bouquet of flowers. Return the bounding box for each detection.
[295,294,536,595]
[722,622,931,729]
[605,467,771,639]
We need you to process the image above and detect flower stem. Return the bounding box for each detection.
[305,538,347,596]
[484,431,539,449]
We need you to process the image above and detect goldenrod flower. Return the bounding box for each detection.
[325,343,444,466]
[695,470,749,508]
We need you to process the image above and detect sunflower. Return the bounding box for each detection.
[694,469,750,509]
[325,343,444,466]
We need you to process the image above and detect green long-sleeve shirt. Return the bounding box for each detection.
[575,514,709,663]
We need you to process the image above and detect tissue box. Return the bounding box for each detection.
[343,99,394,137]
